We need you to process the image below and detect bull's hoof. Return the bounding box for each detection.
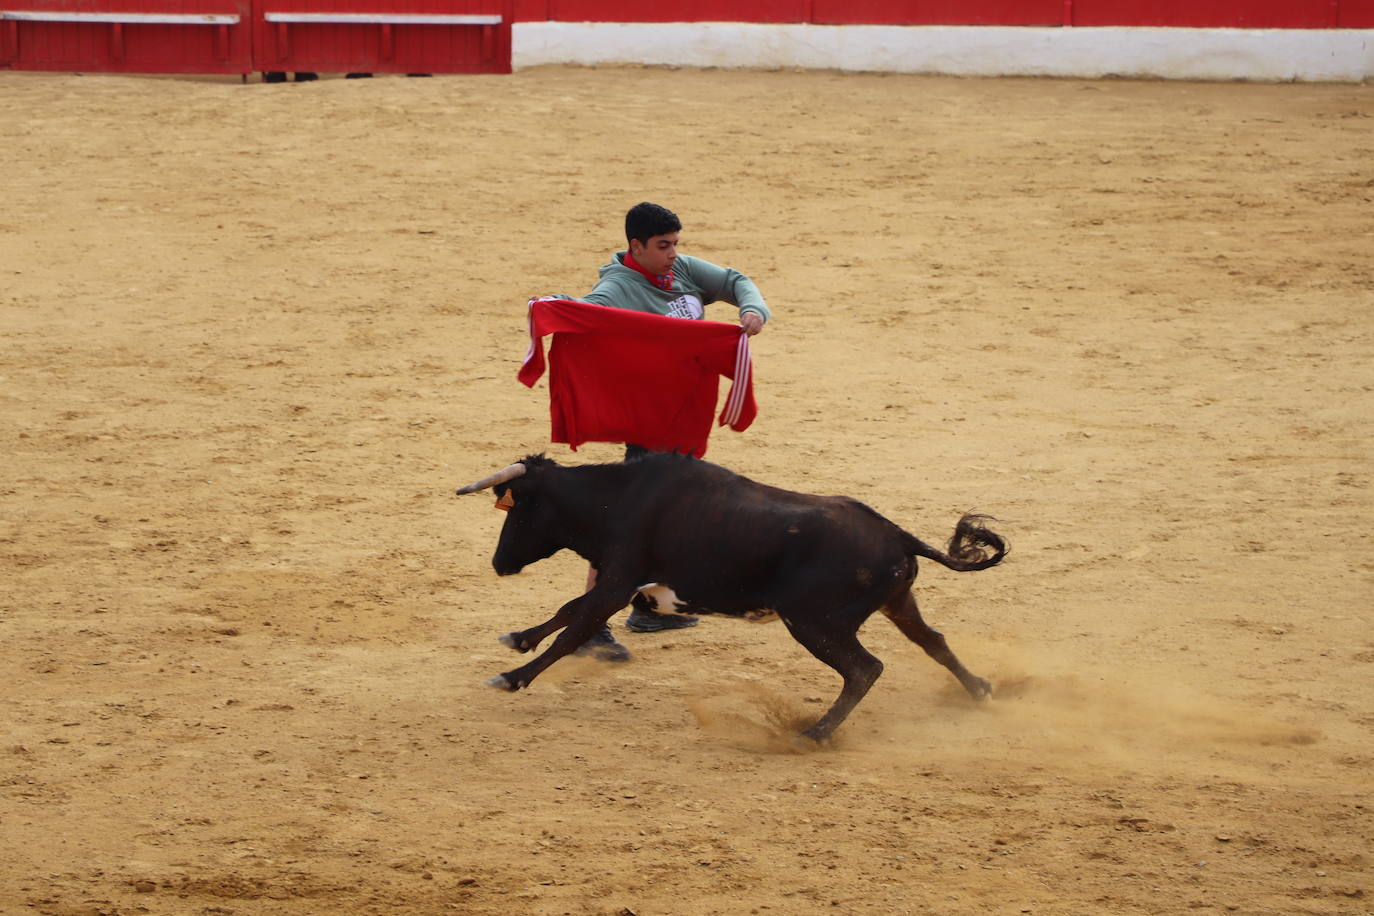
[497,632,528,653]
[794,727,836,752]
[970,677,994,701]
[485,674,518,691]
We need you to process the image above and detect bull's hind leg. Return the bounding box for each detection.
[781,614,885,744]
[882,591,991,700]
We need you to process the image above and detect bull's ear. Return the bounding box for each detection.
[495,491,515,511]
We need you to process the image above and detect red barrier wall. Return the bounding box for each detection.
[811,0,1062,26]
[1072,0,1338,27]
[2,0,1367,75]
[1334,0,1373,26]
[510,0,1372,26]
[547,0,802,22]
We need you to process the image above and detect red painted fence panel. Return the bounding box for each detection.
[251,0,512,72]
[1,0,251,72]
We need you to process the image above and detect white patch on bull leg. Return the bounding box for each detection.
[636,583,778,622]
[635,583,694,616]
[498,633,519,650]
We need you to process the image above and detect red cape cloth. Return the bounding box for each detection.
[519,298,757,458]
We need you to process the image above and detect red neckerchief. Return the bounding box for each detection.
[623,251,674,291]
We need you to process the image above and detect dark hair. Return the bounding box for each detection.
[625,202,681,246]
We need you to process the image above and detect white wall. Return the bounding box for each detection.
[513,23,1374,82]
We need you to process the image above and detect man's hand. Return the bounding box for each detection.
[740,312,765,336]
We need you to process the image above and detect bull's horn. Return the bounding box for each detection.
[455,463,526,495]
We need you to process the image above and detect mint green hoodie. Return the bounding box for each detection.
[563,252,770,325]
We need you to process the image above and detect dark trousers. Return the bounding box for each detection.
[624,444,697,462]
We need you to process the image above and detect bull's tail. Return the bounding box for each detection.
[904,513,1007,572]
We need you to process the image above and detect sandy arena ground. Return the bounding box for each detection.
[1,66,1371,915]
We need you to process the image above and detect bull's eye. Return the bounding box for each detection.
[495,491,515,511]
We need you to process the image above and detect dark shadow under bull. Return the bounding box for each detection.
[455,453,1007,744]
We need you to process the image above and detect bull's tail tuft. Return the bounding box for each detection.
[906,512,1008,572]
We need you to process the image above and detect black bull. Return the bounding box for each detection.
[455,453,1007,743]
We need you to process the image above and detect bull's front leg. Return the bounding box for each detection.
[487,584,635,691]
[498,595,583,655]
[497,563,607,653]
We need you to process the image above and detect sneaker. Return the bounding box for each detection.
[572,625,631,662]
[626,607,699,633]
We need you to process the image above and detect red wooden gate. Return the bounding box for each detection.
[0,0,511,72]
[252,0,511,74]
[1,0,252,72]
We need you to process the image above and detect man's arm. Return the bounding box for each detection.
[543,276,622,309]
[679,256,770,330]
[573,278,621,308]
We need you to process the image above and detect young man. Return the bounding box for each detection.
[577,202,769,334]
[562,202,771,661]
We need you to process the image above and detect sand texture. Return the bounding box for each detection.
[2,67,1372,915]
